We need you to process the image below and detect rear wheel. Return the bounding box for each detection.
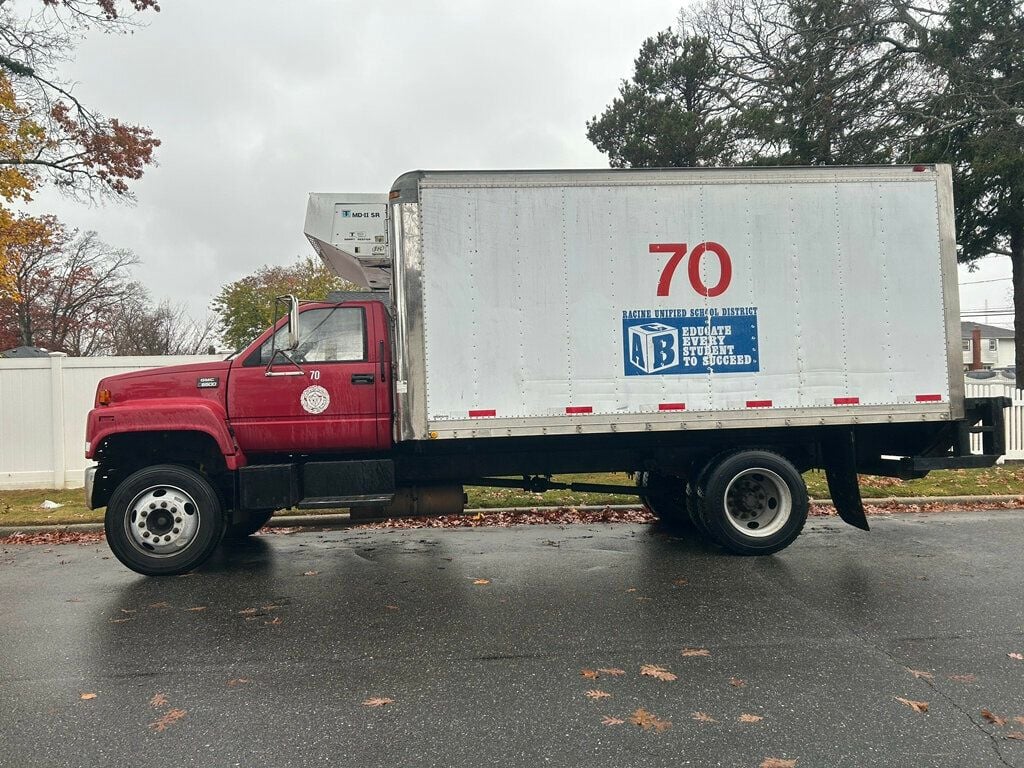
[696,450,807,555]
[225,510,275,540]
[636,472,693,529]
[104,464,226,576]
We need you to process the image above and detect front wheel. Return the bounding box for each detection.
[104,464,226,576]
[696,450,807,555]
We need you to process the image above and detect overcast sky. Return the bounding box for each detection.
[31,0,678,320]
[34,0,1014,329]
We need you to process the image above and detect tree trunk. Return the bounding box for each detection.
[1013,225,1024,382]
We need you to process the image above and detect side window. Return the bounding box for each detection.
[252,307,367,366]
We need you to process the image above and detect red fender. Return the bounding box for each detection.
[85,398,247,470]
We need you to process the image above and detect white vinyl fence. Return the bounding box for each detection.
[0,354,220,490]
[966,382,1024,462]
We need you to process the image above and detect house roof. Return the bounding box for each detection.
[961,321,1015,340]
[0,345,50,358]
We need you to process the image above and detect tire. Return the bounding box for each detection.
[104,464,226,576]
[688,459,720,539]
[696,450,807,555]
[636,471,693,529]
[224,510,275,540]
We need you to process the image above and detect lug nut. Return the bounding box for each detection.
[172,528,180,534]
[143,532,150,538]
[141,511,148,518]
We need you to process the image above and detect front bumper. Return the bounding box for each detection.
[84,465,97,510]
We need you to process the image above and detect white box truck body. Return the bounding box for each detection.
[373,166,962,441]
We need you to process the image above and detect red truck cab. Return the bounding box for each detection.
[84,298,395,575]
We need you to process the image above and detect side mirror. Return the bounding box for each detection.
[274,294,300,350]
[265,295,304,378]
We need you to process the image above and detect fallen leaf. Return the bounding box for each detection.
[692,711,716,723]
[895,697,929,713]
[729,677,746,688]
[585,689,611,700]
[635,596,652,602]
[238,608,258,616]
[981,709,1007,726]
[472,578,490,585]
[628,708,671,732]
[640,664,677,682]
[760,760,797,768]
[119,608,136,614]
[109,617,131,624]
[265,616,282,626]
[149,708,186,732]
[184,606,206,612]
[362,697,394,707]
[908,668,934,680]
[148,602,170,609]
[601,715,625,726]
[625,587,637,593]
[79,693,96,700]
[681,648,711,658]
[597,668,625,676]
[1015,716,1024,726]
[385,604,399,610]
[581,668,599,680]
[261,604,282,611]
[1006,731,1024,741]
[672,578,689,586]
[226,678,251,687]
[739,713,765,723]
[149,693,168,709]
[303,570,319,576]
[1009,652,1024,661]
[948,674,977,684]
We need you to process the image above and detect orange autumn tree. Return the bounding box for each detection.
[0,0,160,303]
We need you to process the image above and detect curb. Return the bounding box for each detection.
[3,495,1024,537]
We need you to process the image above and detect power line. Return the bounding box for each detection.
[959,277,1012,286]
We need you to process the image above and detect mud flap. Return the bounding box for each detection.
[823,434,870,531]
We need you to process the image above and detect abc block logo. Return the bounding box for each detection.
[621,313,760,376]
[628,323,680,373]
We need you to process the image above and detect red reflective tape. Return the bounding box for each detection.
[565,406,593,414]
[916,394,942,402]
[468,409,496,418]
[833,397,860,405]
[658,403,686,411]
[746,400,772,408]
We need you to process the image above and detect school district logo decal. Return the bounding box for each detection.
[300,385,330,414]
[622,308,760,376]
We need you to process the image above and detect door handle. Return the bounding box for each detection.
[351,373,375,385]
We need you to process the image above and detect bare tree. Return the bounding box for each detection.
[0,222,138,353]
[684,0,917,164]
[106,292,218,355]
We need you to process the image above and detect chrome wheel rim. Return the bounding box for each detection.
[723,468,791,538]
[124,484,201,557]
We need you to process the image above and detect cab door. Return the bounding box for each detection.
[226,304,381,454]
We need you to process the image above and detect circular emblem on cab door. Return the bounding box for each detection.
[300,385,330,414]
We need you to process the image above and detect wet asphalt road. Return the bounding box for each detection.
[2,511,1024,768]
